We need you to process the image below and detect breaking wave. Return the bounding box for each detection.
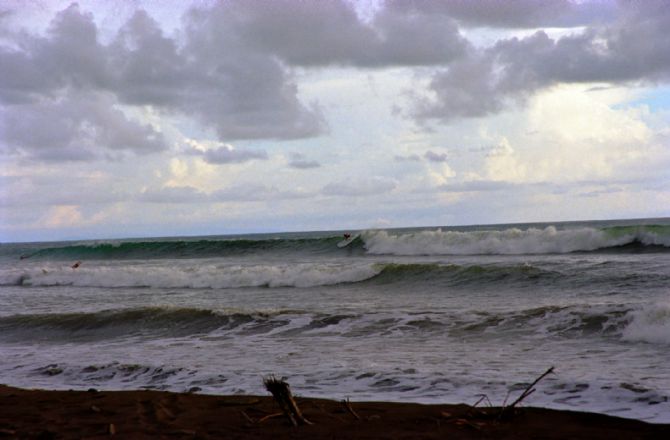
[6,223,669,262]
[0,303,660,345]
[361,225,670,256]
[4,259,666,290]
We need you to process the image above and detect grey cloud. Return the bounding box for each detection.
[185,145,268,165]
[288,153,320,169]
[221,0,469,67]
[1,92,166,161]
[413,4,670,122]
[0,2,325,156]
[386,0,617,29]
[322,177,397,196]
[424,150,449,162]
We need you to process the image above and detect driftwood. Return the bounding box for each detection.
[263,376,313,426]
[341,398,361,420]
[499,366,555,419]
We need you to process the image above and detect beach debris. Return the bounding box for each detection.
[341,398,361,420]
[472,394,493,408]
[90,405,101,413]
[108,423,116,435]
[263,376,313,426]
[500,366,555,419]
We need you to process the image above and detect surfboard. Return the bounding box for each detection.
[337,234,359,248]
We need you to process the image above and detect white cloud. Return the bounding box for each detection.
[322,176,397,197]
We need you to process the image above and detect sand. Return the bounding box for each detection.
[0,384,668,439]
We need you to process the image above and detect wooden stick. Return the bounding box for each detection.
[500,366,555,418]
[508,366,554,410]
[342,398,361,420]
[263,376,313,426]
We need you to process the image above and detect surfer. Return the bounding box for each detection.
[343,233,351,240]
[71,261,81,269]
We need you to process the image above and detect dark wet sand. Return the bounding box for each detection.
[1,385,668,439]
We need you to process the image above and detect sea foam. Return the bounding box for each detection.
[621,303,670,345]
[8,261,383,289]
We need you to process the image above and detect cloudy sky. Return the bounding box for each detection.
[1,0,669,242]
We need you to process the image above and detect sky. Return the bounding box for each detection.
[1,0,670,242]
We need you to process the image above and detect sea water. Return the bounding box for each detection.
[1,218,669,422]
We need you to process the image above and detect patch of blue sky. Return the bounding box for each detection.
[614,86,670,112]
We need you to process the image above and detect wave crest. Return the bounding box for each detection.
[361,225,670,255]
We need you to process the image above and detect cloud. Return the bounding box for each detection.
[1,92,166,161]
[287,153,320,169]
[185,144,268,165]
[322,176,397,196]
[412,4,670,122]
[213,183,312,202]
[437,180,517,193]
[138,186,209,204]
[139,183,312,204]
[424,150,449,162]
[0,3,325,152]
[386,0,617,29]
[214,0,469,68]
[394,154,422,162]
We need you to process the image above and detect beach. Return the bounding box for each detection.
[1,384,668,439]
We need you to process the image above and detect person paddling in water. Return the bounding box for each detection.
[71,261,81,269]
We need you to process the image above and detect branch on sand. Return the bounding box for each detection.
[499,366,555,419]
[263,376,313,426]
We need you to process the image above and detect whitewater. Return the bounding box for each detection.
[1,218,669,422]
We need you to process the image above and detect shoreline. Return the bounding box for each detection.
[1,385,668,439]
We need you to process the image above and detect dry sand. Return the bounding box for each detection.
[0,384,668,439]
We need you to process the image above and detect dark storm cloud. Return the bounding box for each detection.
[413,2,670,122]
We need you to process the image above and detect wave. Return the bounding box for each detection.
[361,225,670,256]
[14,236,346,261]
[4,259,665,290]
[4,261,383,289]
[0,307,283,342]
[6,223,670,261]
[2,303,664,345]
[621,302,670,345]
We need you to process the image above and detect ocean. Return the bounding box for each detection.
[1,218,669,422]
